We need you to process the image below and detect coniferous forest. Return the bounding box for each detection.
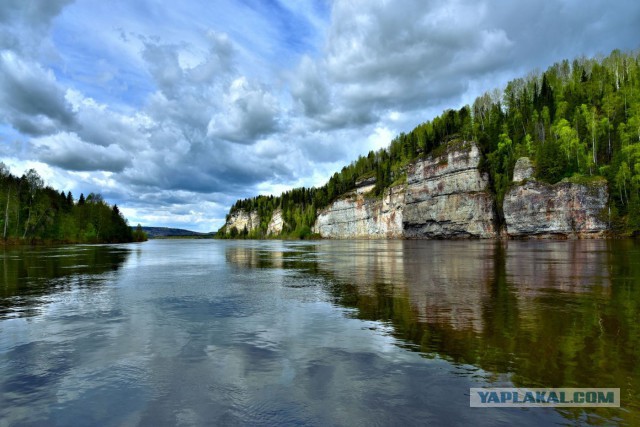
[219,50,640,238]
[0,163,143,244]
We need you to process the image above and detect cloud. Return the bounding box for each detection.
[0,0,74,54]
[31,132,131,172]
[207,77,281,143]
[367,126,394,152]
[65,89,152,149]
[291,56,330,117]
[190,31,236,81]
[140,31,236,99]
[140,32,283,146]
[291,0,640,135]
[142,43,185,97]
[0,0,73,28]
[291,0,517,125]
[0,51,75,135]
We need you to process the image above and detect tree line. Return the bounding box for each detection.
[220,49,640,237]
[0,163,144,244]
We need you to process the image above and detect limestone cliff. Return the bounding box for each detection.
[267,208,285,235]
[314,141,497,239]
[224,146,610,240]
[403,141,497,238]
[224,209,260,234]
[503,157,609,238]
[313,183,405,239]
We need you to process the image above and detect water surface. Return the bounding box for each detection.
[1,239,638,425]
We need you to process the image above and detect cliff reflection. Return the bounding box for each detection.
[1,245,131,319]
[224,242,285,270]
[225,239,640,422]
[309,241,494,333]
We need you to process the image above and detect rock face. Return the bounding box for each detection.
[267,209,285,235]
[314,141,497,239]
[314,185,405,239]
[512,157,535,182]
[225,209,260,234]
[403,141,497,238]
[503,163,609,238]
[225,145,611,240]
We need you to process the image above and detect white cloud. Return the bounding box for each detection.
[0,158,66,188]
[0,0,73,57]
[0,51,74,135]
[207,76,281,143]
[367,126,394,152]
[291,55,331,117]
[30,132,131,172]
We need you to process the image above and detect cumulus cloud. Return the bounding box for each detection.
[207,77,281,143]
[0,0,74,54]
[31,132,131,172]
[290,0,517,128]
[65,89,152,149]
[142,43,185,97]
[292,0,639,134]
[291,56,330,117]
[0,51,75,135]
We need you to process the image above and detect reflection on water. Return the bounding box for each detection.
[1,245,131,319]
[1,239,638,425]
[225,239,640,425]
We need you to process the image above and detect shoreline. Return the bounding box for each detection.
[216,232,638,241]
[1,238,143,247]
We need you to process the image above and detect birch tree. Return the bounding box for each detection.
[22,169,44,238]
[0,162,10,239]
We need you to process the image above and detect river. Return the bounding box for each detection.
[1,239,638,425]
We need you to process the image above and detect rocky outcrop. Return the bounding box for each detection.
[314,141,497,239]
[224,209,260,234]
[267,208,285,235]
[503,158,608,238]
[512,157,534,182]
[225,146,611,240]
[313,185,405,239]
[403,141,497,238]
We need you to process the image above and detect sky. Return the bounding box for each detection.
[1,0,639,232]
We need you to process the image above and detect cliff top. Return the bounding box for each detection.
[429,139,475,160]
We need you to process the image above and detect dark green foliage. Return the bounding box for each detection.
[536,140,570,183]
[0,166,135,243]
[222,49,640,237]
[132,224,148,242]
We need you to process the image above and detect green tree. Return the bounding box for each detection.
[0,162,11,239]
[132,224,147,242]
[616,162,631,205]
[22,169,44,238]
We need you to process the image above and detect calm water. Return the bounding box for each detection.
[1,239,639,426]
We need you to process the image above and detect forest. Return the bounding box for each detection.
[220,49,640,238]
[0,163,144,244]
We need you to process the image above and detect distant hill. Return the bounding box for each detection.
[134,226,215,238]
